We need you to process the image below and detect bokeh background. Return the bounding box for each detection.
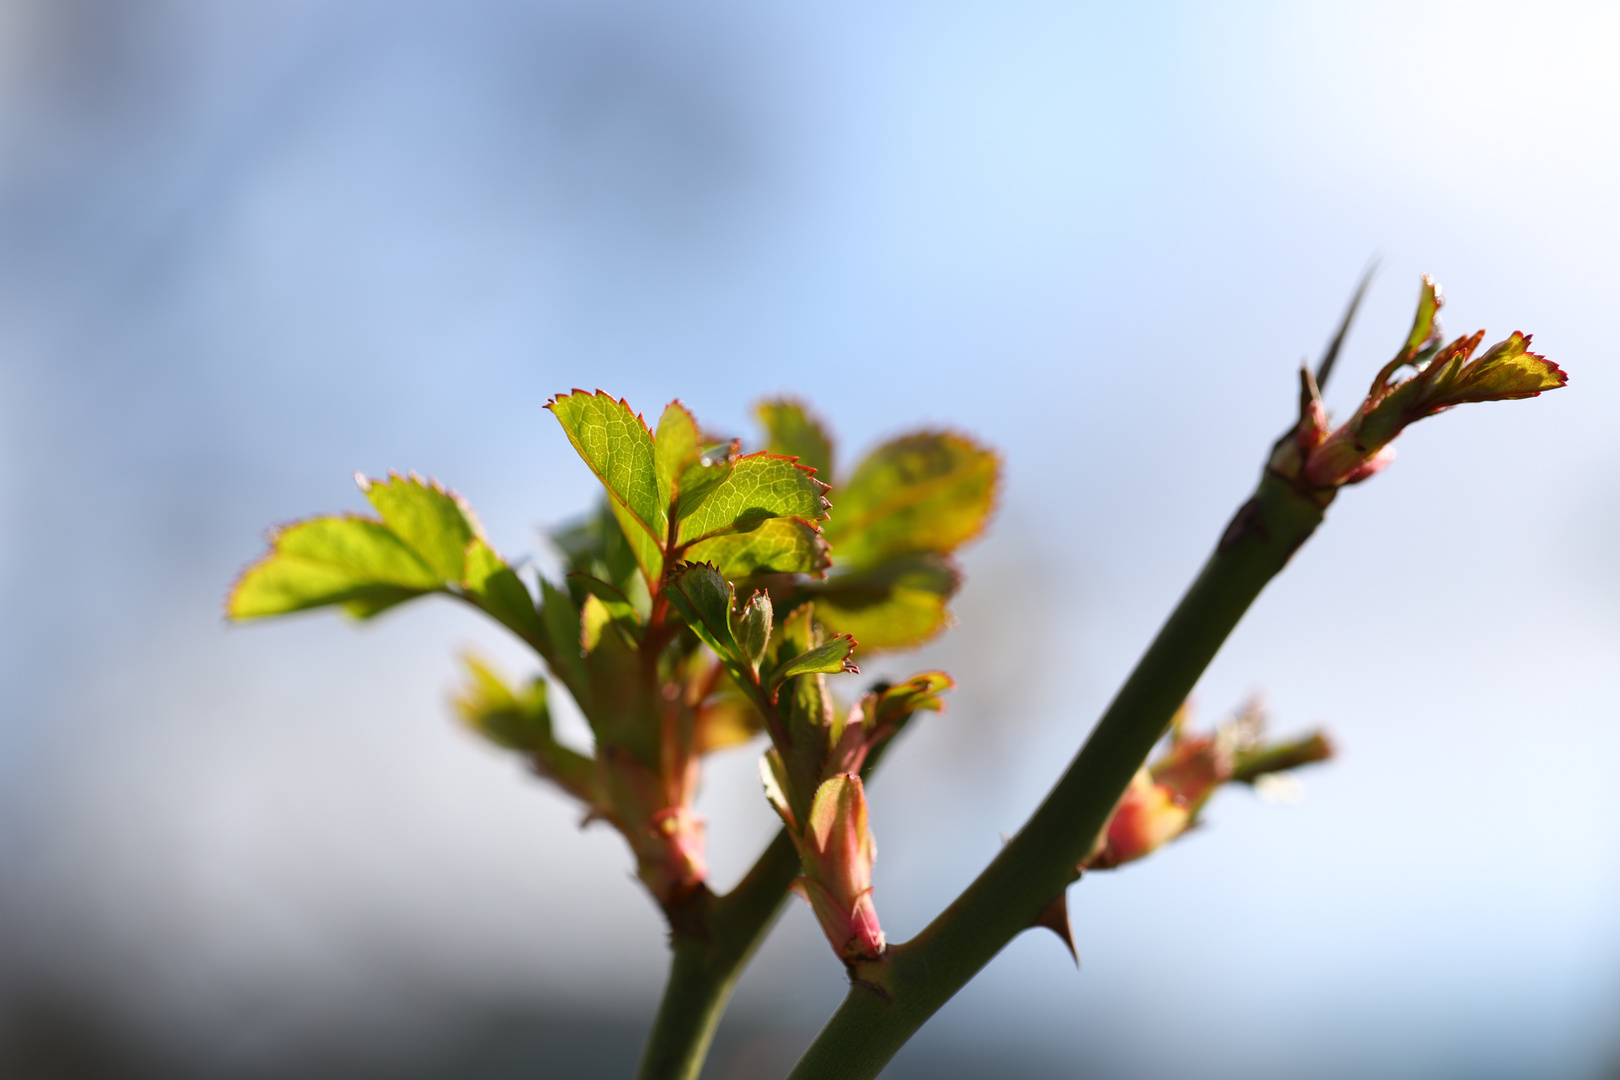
[2,2,1618,1077]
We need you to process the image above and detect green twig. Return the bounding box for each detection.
[636,723,916,1080]
[635,830,801,1080]
[785,471,1331,1080]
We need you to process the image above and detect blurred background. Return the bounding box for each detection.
[2,1,1618,1077]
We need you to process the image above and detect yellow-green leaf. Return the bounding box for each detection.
[683,516,831,578]
[757,398,834,485]
[825,433,998,570]
[462,537,544,645]
[677,453,829,543]
[547,391,666,580]
[228,516,440,620]
[359,472,481,582]
[810,553,961,651]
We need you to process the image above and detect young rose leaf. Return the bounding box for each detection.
[654,400,702,514]
[683,516,831,578]
[579,594,656,765]
[768,634,859,697]
[756,398,835,485]
[580,593,637,654]
[826,433,998,570]
[661,562,741,662]
[868,671,952,733]
[566,571,643,629]
[228,516,441,620]
[733,590,773,671]
[677,453,829,540]
[809,552,961,650]
[546,391,666,581]
[454,656,596,802]
[462,537,545,645]
[359,472,480,582]
[538,578,591,710]
[454,655,550,749]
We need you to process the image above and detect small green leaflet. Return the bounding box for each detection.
[228,474,543,646]
[547,391,667,582]
[661,563,740,661]
[756,398,835,485]
[768,634,858,698]
[809,552,960,650]
[453,655,596,802]
[678,454,829,541]
[360,471,478,581]
[824,433,998,571]
[684,516,831,578]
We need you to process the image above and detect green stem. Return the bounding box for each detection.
[636,713,920,1080]
[785,472,1331,1080]
[635,830,801,1080]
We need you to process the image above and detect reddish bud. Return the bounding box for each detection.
[791,774,886,962]
[1274,276,1565,494]
[1087,770,1191,870]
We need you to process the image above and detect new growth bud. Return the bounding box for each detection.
[790,774,886,962]
[1272,276,1566,496]
[1085,698,1333,871]
[760,671,952,966]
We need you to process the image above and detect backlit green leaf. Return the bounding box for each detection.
[455,655,596,801]
[654,401,702,513]
[810,553,961,650]
[826,433,998,570]
[677,454,829,542]
[228,516,440,620]
[756,398,834,485]
[547,391,666,580]
[768,634,858,696]
[683,516,831,578]
[360,472,480,582]
[461,538,544,644]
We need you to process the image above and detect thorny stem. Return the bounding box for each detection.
[784,471,1331,1080]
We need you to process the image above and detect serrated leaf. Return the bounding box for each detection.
[547,391,666,580]
[678,453,829,541]
[810,552,961,650]
[228,516,441,620]
[661,563,740,661]
[463,538,545,644]
[683,516,830,578]
[359,472,481,582]
[454,655,595,801]
[454,654,553,751]
[757,398,834,485]
[769,634,858,696]
[732,590,772,670]
[826,433,998,570]
[654,400,702,513]
[567,572,642,629]
[538,578,591,709]
[869,671,952,732]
